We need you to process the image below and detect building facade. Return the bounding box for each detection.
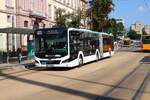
[47,0,87,27]
[116,18,124,25]
[16,0,48,51]
[130,21,142,35]
[0,0,16,52]
[0,0,87,52]
[143,25,150,35]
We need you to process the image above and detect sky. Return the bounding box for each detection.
[109,0,150,28]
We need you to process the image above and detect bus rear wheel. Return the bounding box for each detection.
[109,50,112,57]
[79,56,83,67]
[96,53,99,61]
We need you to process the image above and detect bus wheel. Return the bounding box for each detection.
[109,50,112,57]
[79,56,83,67]
[96,53,99,61]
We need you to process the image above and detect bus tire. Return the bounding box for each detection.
[96,53,99,61]
[78,56,83,67]
[109,50,111,57]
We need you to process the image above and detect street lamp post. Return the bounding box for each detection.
[6,33,9,63]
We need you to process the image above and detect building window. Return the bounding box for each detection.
[75,0,77,8]
[48,4,52,18]
[49,23,52,28]
[71,0,73,7]
[24,21,28,27]
[41,0,44,15]
[68,0,70,5]
[63,0,65,3]
[5,0,12,7]
[22,0,26,10]
[54,6,57,20]
[30,0,34,11]
[7,15,11,23]
[43,24,45,28]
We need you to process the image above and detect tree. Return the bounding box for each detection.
[103,18,125,40]
[55,8,83,28]
[105,18,118,40]
[68,9,83,28]
[127,30,141,40]
[55,8,68,27]
[116,22,124,32]
[90,0,114,31]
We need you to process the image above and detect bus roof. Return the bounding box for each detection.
[35,27,67,32]
[68,28,113,36]
[35,27,113,36]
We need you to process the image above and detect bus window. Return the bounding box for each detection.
[103,35,113,52]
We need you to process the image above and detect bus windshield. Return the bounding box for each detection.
[142,36,150,44]
[35,29,68,58]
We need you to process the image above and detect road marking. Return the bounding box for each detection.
[103,63,142,96]
[132,72,150,100]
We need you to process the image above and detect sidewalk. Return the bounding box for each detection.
[0,59,34,72]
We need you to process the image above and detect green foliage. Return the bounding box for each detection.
[55,9,83,28]
[91,0,114,31]
[127,30,141,40]
[116,22,124,32]
[67,10,83,28]
[55,8,68,27]
[102,18,125,40]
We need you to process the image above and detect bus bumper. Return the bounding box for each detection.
[35,63,71,67]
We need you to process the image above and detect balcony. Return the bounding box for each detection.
[29,11,46,20]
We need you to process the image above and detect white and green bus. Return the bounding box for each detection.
[34,28,114,67]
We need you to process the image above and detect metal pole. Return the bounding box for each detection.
[7,33,9,63]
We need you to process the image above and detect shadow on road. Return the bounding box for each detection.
[24,60,108,71]
[1,54,149,99]
[133,50,150,53]
[140,55,150,64]
[28,67,75,71]
[1,71,119,100]
[24,63,76,71]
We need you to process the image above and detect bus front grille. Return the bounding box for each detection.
[40,60,61,64]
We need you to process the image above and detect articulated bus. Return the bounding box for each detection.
[141,34,150,51]
[34,28,114,67]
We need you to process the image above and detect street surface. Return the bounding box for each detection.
[0,47,150,100]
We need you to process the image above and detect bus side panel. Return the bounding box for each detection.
[99,34,103,58]
[142,35,150,50]
[102,34,114,58]
[69,30,100,64]
[142,44,150,50]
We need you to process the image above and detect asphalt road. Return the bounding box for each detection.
[0,47,149,100]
